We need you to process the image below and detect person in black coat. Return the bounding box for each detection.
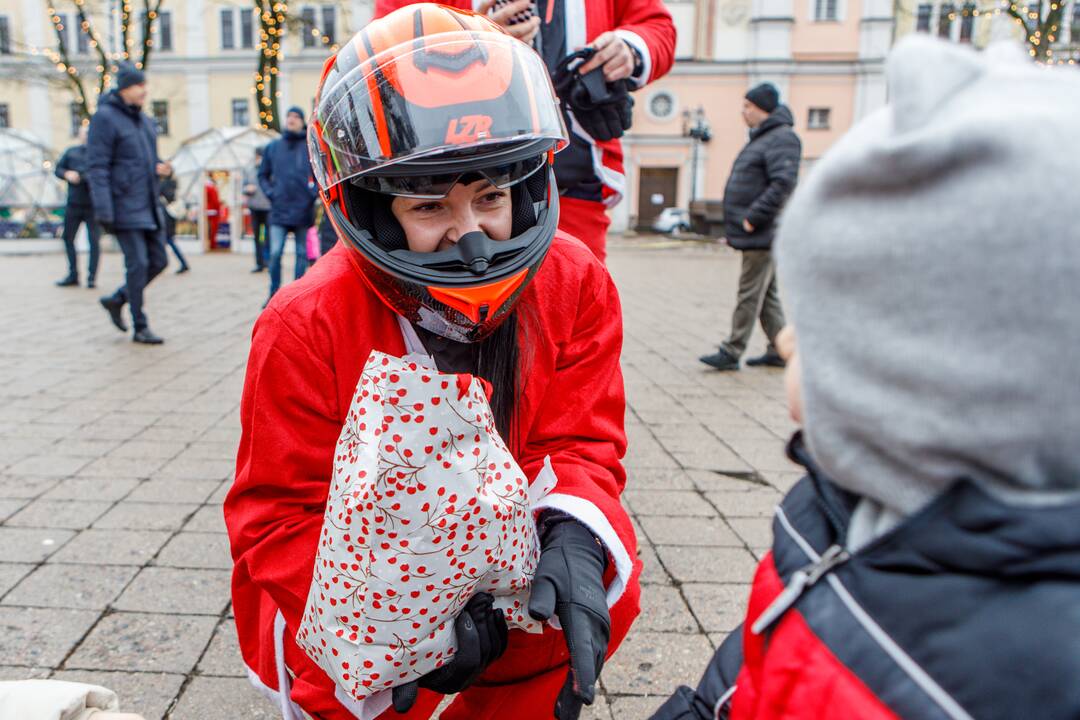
[54,124,102,288]
[700,83,802,371]
[258,106,319,303]
[158,167,190,274]
[86,61,169,345]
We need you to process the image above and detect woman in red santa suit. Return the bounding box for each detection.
[225,6,640,720]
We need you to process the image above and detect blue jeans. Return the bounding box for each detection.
[113,228,168,331]
[268,224,310,295]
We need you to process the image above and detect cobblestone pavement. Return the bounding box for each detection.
[0,237,798,719]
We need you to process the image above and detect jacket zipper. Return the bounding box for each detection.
[750,543,850,635]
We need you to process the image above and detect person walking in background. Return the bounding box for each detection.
[87,60,169,345]
[699,82,801,371]
[158,165,190,274]
[54,124,101,289]
[243,146,271,272]
[374,0,676,263]
[205,178,222,250]
[258,106,318,305]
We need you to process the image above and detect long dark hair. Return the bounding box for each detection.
[476,309,521,448]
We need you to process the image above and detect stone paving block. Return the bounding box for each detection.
[682,583,752,634]
[51,669,185,720]
[196,620,246,677]
[622,490,716,518]
[0,527,76,562]
[175,442,237,460]
[113,567,231,615]
[125,480,220,504]
[0,606,99,666]
[207,481,231,504]
[65,612,219,673]
[4,455,89,478]
[653,546,758,585]
[93,502,200,531]
[636,584,698,633]
[155,532,232,570]
[76,455,169,479]
[152,412,224,431]
[135,425,207,443]
[48,529,173,566]
[45,439,123,458]
[606,694,665,718]
[0,563,35,596]
[578,692,612,719]
[602,630,713,696]
[155,457,234,481]
[727,517,773,549]
[0,475,60,499]
[0,665,51,680]
[684,468,767,493]
[199,426,242,445]
[624,468,695,490]
[6,498,114,530]
[638,516,742,547]
[169,676,278,719]
[70,423,143,442]
[41,477,141,502]
[704,490,782,519]
[0,497,28,521]
[182,505,227,533]
[636,543,673,586]
[108,440,188,460]
[3,563,137,610]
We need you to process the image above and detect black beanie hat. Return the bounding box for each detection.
[745,83,779,113]
[116,61,146,91]
[287,106,306,123]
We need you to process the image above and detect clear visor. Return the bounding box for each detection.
[310,33,567,191]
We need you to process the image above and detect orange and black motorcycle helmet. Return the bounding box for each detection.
[309,4,568,342]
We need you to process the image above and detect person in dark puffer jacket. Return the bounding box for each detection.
[87,61,169,344]
[700,82,801,372]
[651,36,1080,720]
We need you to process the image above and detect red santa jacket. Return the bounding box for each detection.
[225,235,641,719]
[374,0,676,208]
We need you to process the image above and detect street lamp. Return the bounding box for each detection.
[682,105,711,203]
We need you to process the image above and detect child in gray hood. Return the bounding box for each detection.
[649,35,1080,720]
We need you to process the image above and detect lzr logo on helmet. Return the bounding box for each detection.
[445,115,494,144]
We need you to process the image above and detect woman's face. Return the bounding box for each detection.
[390,179,513,253]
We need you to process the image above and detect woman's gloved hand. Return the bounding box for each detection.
[391,592,509,713]
[528,511,611,720]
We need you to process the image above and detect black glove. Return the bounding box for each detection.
[552,49,635,142]
[528,512,610,720]
[391,592,509,713]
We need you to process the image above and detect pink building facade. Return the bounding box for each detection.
[615,0,893,232]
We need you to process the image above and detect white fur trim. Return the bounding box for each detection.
[614,29,652,88]
[532,479,634,608]
[564,0,587,56]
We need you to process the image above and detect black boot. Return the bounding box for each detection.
[745,350,786,368]
[132,328,165,344]
[99,295,128,332]
[87,277,96,289]
[699,348,740,371]
[55,275,78,287]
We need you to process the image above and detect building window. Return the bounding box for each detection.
[959,3,976,41]
[1071,3,1080,43]
[221,8,235,49]
[0,16,10,55]
[938,3,954,38]
[813,0,839,22]
[232,98,249,126]
[916,3,933,31]
[301,7,318,48]
[70,102,83,136]
[240,9,255,49]
[77,23,90,53]
[647,90,676,120]
[321,6,337,44]
[152,100,169,136]
[55,14,71,51]
[159,11,173,51]
[808,107,831,129]
[0,104,9,128]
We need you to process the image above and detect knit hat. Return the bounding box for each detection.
[287,106,306,123]
[744,83,779,113]
[115,61,146,90]
[775,36,1080,516]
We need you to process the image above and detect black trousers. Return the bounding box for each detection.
[61,205,101,281]
[251,209,270,268]
[112,228,167,331]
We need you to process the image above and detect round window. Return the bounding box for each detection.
[648,91,676,121]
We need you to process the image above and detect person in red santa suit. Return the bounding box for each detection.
[205,178,222,250]
[225,6,641,720]
[374,0,676,263]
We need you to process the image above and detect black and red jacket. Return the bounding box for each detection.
[652,434,1080,720]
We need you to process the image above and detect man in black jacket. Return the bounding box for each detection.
[87,61,169,345]
[54,124,101,288]
[700,83,801,371]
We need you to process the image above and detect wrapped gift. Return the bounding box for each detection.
[297,351,553,702]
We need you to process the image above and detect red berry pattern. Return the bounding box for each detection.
[297,351,544,702]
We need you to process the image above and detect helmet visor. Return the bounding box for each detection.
[311,33,567,191]
[350,151,546,198]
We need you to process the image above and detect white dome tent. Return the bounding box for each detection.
[168,125,279,251]
[0,129,67,239]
